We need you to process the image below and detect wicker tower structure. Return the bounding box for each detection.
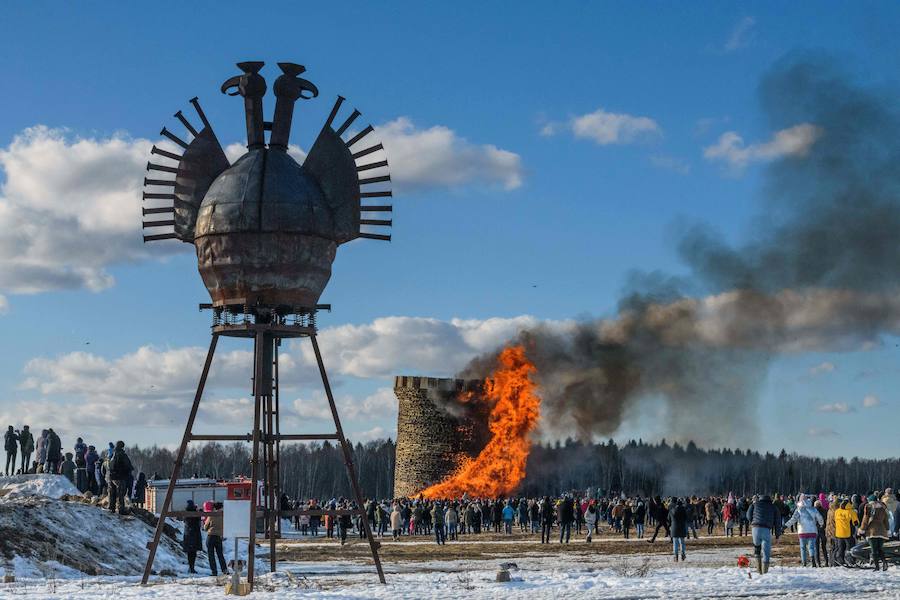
[393,376,488,498]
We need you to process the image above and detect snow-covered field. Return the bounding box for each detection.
[1,476,898,598]
[2,555,899,599]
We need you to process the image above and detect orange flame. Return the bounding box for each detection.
[419,345,540,499]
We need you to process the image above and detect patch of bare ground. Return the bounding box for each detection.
[276,531,802,565]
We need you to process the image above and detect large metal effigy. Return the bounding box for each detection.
[140,61,390,589]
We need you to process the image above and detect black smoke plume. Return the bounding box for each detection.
[460,55,900,448]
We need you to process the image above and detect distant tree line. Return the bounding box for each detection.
[126,439,396,501]
[126,437,900,500]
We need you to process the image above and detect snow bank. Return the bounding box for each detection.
[0,474,81,499]
[0,496,185,576]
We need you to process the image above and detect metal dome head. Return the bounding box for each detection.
[141,61,393,310]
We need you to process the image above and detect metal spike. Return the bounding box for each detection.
[143,192,177,200]
[147,162,179,174]
[360,219,392,226]
[151,146,182,161]
[142,207,175,216]
[359,175,391,185]
[189,97,212,130]
[358,233,391,241]
[360,205,393,212]
[143,233,179,242]
[360,191,393,198]
[160,128,189,149]
[345,125,374,148]
[352,143,384,160]
[174,110,200,137]
[323,96,345,130]
[356,160,389,172]
[143,220,176,228]
[334,109,361,137]
[144,178,177,187]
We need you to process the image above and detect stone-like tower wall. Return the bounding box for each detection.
[393,376,485,498]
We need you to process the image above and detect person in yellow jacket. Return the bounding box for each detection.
[833,500,859,565]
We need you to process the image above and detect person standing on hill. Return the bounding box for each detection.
[107,441,134,515]
[4,426,18,476]
[35,430,48,473]
[74,445,88,491]
[133,472,147,509]
[18,426,33,474]
[84,445,99,494]
[60,452,76,483]
[45,428,61,474]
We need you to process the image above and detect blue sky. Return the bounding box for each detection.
[1,2,898,457]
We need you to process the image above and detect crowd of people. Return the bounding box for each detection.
[3,423,144,515]
[5,424,899,576]
[275,490,899,574]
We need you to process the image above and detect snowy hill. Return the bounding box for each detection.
[0,476,186,577]
[0,474,80,499]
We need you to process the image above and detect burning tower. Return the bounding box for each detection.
[393,376,488,498]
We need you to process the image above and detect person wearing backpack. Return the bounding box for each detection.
[107,441,134,515]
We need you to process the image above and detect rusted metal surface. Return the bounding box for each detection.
[143,60,392,306]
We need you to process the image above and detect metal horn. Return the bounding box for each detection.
[270,62,319,151]
[222,61,267,149]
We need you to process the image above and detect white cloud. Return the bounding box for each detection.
[556,108,661,146]
[816,402,854,414]
[0,126,181,298]
[10,315,564,434]
[862,394,880,408]
[724,16,756,52]
[0,294,7,315]
[703,123,822,171]
[373,117,522,192]
[809,362,835,376]
[300,315,570,378]
[290,387,397,422]
[807,427,839,438]
[0,120,521,310]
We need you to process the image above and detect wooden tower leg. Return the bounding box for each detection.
[142,334,219,585]
[310,334,386,584]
